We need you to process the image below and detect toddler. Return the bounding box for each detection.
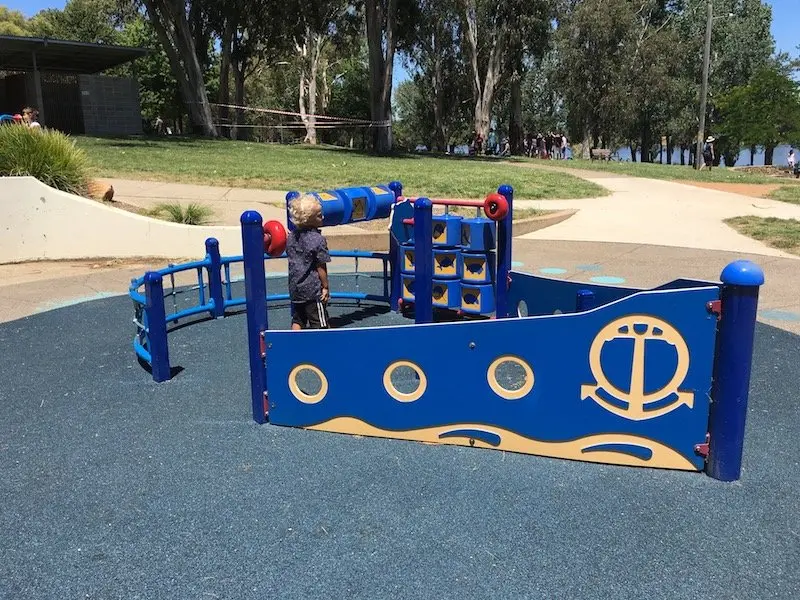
[287,194,331,329]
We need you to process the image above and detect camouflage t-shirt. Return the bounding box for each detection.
[286,228,331,302]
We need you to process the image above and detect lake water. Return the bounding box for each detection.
[614,143,795,167]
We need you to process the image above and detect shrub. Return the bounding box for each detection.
[146,202,214,225]
[0,125,91,196]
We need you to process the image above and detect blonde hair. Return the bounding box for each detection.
[288,193,322,228]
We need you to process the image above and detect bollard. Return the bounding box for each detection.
[144,271,171,382]
[707,260,765,481]
[241,211,269,424]
[496,184,513,318]
[413,197,433,324]
[388,181,403,311]
[205,238,225,318]
[576,289,595,312]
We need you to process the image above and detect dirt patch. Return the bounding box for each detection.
[677,181,783,198]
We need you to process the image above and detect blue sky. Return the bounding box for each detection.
[4,0,798,85]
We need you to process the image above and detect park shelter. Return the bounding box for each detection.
[0,35,148,135]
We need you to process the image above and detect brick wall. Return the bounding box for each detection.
[78,74,142,135]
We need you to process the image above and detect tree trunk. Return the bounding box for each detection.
[365,0,397,154]
[640,121,652,163]
[297,28,325,145]
[431,33,446,152]
[142,0,217,137]
[463,1,504,142]
[629,143,637,162]
[750,144,756,166]
[232,61,246,140]
[509,68,523,155]
[666,136,673,165]
[218,16,234,138]
[680,144,686,165]
[722,148,738,168]
[765,145,774,166]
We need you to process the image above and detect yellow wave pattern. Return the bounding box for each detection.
[307,417,698,471]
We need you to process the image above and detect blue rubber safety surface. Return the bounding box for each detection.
[1,277,799,599]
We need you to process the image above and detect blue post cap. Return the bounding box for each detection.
[498,184,514,196]
[415,196,432,209]
[205,237,219,247]
[286,191,300,201]
[240,210,263,225]
[143,271,162,284]
[388,181,403,197]
[720,260,765,287]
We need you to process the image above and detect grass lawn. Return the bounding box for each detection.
[74,136,608,200]
[519,156,800,185]
[768,186,800,204]
[725,216,800,256]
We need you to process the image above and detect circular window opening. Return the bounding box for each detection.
[383,360,427,402]
[288,364,328,404]
[487,356,534,400]
[517,300,529,317]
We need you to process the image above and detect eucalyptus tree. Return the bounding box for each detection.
[140,0,218,135]
[294,1,360,144]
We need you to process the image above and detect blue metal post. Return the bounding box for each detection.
[205,238,225,318]
[285,191,300,232]
[707,260,765,481]
[496,184,514,318]
[576,289,595,312]
[388,180,403,311]
[241,211,269,424]
[413,197,433,324]
[144,271,171,382]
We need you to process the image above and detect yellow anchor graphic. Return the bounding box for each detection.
[581,315,694,421]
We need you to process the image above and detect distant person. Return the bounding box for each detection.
[22,107,41,129]
[487,128,497,156]
[788,148,796,170]
[560,133,568,159]
[703,136,715,170]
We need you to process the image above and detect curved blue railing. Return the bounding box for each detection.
[130,237,390,380]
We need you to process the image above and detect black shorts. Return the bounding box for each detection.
[291,300,330,329]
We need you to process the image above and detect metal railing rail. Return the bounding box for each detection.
[130,237,390,382]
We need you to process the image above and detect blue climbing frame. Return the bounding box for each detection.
[128,238,390,383]
[129,179,765,482]
[236,182,764,482]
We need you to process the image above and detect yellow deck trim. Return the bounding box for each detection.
[305,417,697,471]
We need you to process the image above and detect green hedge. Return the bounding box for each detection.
[0,125,91,196]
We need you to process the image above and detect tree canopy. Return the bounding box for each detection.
[1,0,796,161]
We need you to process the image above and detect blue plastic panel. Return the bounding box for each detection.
[266,285,720,471]
[508,272,642,316]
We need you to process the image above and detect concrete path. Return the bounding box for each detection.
[106,178,289,225]
[2,240,798,335]
[109,173,800,259]
[106,178,365,234]
[3,171,798,331]
[511,170,800,258]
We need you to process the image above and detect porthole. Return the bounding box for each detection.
[383,360,427,402]
[487,355,534,400]
[288,364,328,404]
